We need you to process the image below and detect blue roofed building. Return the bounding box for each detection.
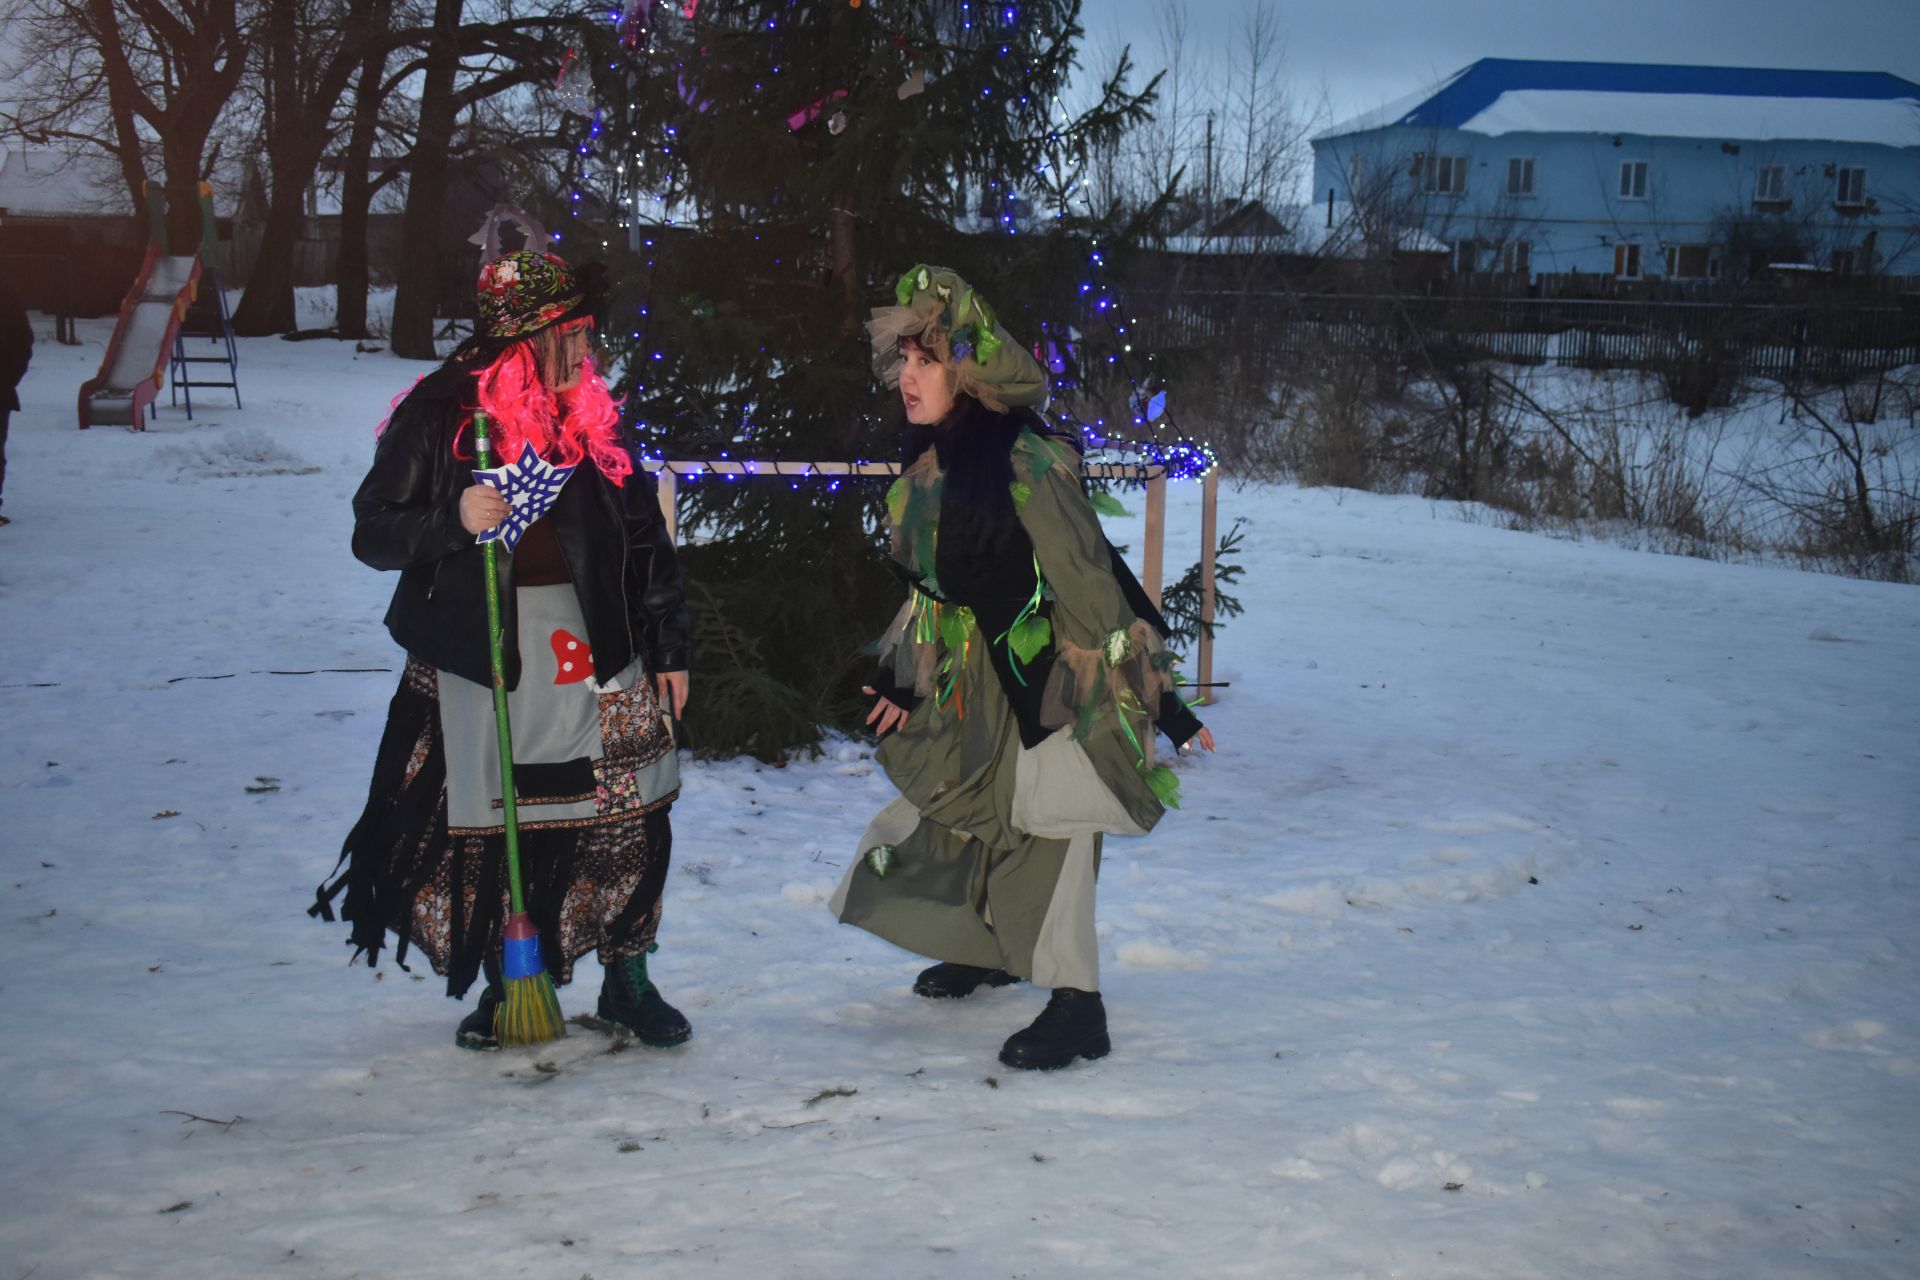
[1310,59,1920,285]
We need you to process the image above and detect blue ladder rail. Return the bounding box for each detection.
[169,268,242,420]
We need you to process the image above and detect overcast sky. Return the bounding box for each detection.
[1073,0,1920,136]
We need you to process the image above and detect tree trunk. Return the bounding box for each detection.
[828,206,861,449]
[336,41,392,339]
[163,143,205,257]
[390,0,464,360]
[233,1,396,335]
[85,0,149,217]
[230,0,301,334]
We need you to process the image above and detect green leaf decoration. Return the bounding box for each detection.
[1071,691,1100,743]
[1020,430,1056,479]
[866,844,896,878]
[937,604,976,654]
[1143,765,1183,809]
[1008,614,1052,665]
[1009,480,1031,512]
[914,520,938,578]
[886,477,909,526]
[1088,491,1133,518]
[975,326,1003,365]
[895,267,919,306]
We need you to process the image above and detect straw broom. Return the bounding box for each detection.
[473,410,566,1046]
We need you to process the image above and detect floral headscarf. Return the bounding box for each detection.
[475,250,591,340]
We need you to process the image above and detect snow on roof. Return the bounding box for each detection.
[308,164,410,218]
[1284,202,1449,256]
[1460,90,1919,146]
[1164,202,1448,257]
[1313,68,1472,143]
[0,146,245,219]
[1316,59,1920,147]
[0,147,123,217]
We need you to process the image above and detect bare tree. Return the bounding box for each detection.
[230,0,399,335]
[3,0,251,245]
[1,1,143,216]
[384,0,579,357]
[334,24,406,338]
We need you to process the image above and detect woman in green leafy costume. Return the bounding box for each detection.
[830,265,1217,1071]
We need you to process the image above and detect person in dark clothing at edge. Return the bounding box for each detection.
[831,265,1218,1071]
[312,250,695,1051]
[0,277,32,527]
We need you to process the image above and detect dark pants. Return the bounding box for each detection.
[0,405,10,512]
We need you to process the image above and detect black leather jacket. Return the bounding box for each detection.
[351,364,691,690]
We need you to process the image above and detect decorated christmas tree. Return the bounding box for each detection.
[565,0,1167,758]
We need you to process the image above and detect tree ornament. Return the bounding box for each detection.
[616,0,654,49]
[554,45,595,117]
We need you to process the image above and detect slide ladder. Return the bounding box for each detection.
[169,267,241,417]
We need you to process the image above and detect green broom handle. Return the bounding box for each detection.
[472,412,529,917]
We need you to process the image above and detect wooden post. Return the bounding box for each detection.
[1197,465,1219,702]
[656,466,678,544]
[1142,471,1167,608]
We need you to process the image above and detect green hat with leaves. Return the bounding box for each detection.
[867,264,1049,413]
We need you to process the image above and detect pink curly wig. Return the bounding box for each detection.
[467,344,630,485]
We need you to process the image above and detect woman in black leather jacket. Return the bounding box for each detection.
[314,251,695,1052]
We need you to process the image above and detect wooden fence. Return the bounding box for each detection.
[1133,290,1920,383]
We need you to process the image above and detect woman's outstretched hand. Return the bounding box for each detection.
[862,686,910,736]
[1187,727,1217,753]
[459,483,510,535]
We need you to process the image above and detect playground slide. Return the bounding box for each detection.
[78,245,201,429]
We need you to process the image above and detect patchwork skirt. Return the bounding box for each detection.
[314,584,680,997]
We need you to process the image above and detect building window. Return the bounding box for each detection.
[1453,239,1481,273]
[1619,160,1649,200]
[1613,242,1643,279]
[1663,244,1717,279]
[1424,154,1469,196]
[1831,247,1857,276]
[1836,166,1867,208]
[1501,240,1532,278]
[1506,157,1536,197]
[1347,151,1368,191]
[1755,164,1788,204]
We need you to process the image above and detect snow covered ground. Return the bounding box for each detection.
[2,306,1916,1279]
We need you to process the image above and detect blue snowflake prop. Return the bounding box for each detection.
[473,442,576,553]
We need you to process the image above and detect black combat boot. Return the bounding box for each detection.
[597,949,692,1048]
[455,955,505,1051]
[913,961,1022,999]
[998,988,1111,1070]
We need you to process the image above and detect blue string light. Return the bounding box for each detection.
[558,0,1214,482]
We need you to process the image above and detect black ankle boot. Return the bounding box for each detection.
[597,950,691,1048]
[913,961,1022,999]
[998,988,1111,1070]
[455,956,504,1051]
